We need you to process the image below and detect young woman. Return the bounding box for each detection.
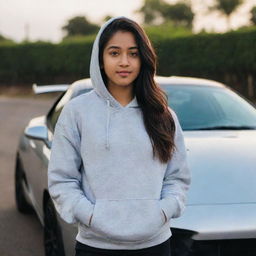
[48,16,191,256]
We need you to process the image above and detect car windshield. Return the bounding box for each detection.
[163,84,256,131]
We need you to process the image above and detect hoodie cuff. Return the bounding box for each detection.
[159,197,179,221]
[73,197,94,226]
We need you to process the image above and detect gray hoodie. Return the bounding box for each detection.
[48,16,191,250]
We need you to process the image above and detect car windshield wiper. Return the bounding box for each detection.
[191,125,256,130]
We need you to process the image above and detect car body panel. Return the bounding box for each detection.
[184,130,256,205]
[18,115,50,224]
[171,203,256,240]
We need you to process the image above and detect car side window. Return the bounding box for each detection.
[47,87,92,133]
[48,89,73,132]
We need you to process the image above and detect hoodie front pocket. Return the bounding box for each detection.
[90,199,165,243]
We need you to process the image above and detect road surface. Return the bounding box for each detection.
[0,96,57,256]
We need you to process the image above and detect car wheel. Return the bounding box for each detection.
[15,155,33,214]
[44,199,65,256]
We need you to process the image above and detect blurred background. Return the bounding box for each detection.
[0,0,256,101]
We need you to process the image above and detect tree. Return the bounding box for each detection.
[62,16,100,37]
[136,0,194,28]
[210,0,243,30]
[0,34,6,41]
[135,0,165,25]
[250,6,256,25]
[161,2,194,28]
[102,15,114,22]
[0,34,13,43]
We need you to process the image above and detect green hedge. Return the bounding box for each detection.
[1,27,256,99]
[0,40,93,84]
[153,29,256,75]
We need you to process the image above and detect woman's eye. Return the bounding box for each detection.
[130,52,139,57]
[110,51,119,56]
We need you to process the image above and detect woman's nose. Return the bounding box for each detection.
[119,54,129,66]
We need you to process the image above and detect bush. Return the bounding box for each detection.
[1,28,256,100]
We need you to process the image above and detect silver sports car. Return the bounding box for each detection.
[15,76,256,256]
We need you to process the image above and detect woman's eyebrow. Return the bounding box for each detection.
[106,46,138,50]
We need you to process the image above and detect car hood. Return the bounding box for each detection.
[170,203,256,239]
[184,130,256,205]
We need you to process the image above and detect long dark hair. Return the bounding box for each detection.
[99,17,176,163]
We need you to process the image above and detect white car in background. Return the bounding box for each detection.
[15,76,256,256]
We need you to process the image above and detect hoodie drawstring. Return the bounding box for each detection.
[105,99,110,150]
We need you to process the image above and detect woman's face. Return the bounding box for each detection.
[102,30,141,90]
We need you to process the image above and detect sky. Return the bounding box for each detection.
[0,0,256,43]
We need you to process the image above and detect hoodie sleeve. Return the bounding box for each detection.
[48,102,94,226]
[159,109,191,221]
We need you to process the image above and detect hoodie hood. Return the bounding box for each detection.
[89,16,139,109]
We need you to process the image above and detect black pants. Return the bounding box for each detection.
[75,238,171,256]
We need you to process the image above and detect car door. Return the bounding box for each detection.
[19,92,66,222]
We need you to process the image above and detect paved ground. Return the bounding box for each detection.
[0,96,58,256]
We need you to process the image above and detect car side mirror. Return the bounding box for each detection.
[25,125,48,142]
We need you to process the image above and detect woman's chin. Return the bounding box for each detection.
[110,81,134,88]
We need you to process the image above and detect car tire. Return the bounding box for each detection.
[44,199,65,256]
[15,155,33,214]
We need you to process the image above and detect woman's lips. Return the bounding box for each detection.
[117,71,131,77]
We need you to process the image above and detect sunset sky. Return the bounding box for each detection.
[0,0,255,43]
